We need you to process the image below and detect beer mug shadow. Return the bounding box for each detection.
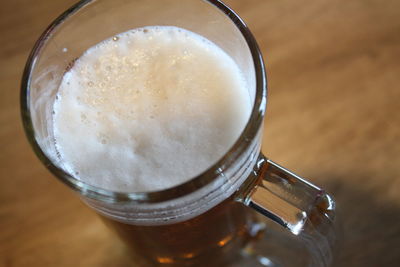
[316,175,400,267]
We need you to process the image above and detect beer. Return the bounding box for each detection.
[52,26,257,265]
[102,198,258,266]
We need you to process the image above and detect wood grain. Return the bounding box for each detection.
[1,0,399,266]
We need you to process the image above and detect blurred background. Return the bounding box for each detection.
[0,0,399,266]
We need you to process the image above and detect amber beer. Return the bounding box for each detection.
[51,26,258,266]
[101,198,259,266]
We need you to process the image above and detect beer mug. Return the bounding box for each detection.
[21,0,336,266]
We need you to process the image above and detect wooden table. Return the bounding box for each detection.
[1,0,399,266]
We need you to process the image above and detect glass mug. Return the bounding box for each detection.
[21,0,336,266]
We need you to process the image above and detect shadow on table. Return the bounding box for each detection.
[323,176,400,267]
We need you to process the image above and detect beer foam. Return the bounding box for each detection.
[53,26,251,192]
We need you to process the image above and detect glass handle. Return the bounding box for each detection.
[240,154,337,266]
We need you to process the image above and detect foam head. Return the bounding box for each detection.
[53,26,251,193]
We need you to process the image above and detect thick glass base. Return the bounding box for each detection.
[235,219,310,267]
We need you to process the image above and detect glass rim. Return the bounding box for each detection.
[20,0,267,204]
